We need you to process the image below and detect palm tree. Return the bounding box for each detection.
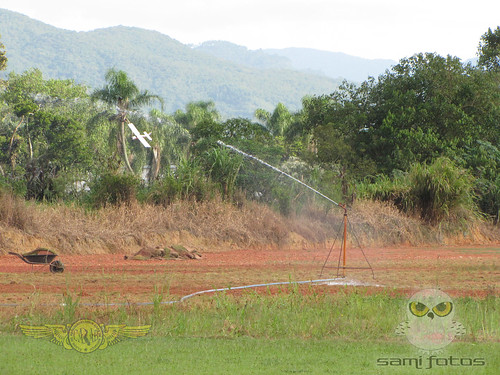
[92,69,163,173]
[255,103,292,137]
[174,101,221,131]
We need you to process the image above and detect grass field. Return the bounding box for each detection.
[1,335,498,374]
[1,290,498,374]
[0,243,498,374]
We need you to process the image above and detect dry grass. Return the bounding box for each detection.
[0,190,498,255]
[0,193,291,254]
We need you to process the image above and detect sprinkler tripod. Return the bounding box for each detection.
[319,203,375,279]
[217,141,374,279]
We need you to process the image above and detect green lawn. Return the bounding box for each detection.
[1,291,497,374]
[0,336,498,375]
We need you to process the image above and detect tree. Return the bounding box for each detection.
[24,111,91,200]
[366,53,499,172]
[174,101,220,131]
[255,103,293,137]
[299,81,376,199]
[145,109,191,181]
[0,34,6,72]
[0,70,94,198]
[478,26,500,72]
[1,69,90,177]
[91,69,163,173]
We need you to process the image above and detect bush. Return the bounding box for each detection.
[407,157,477,224]
[357,157,478,225]
[475,176,500,224]
[200,147,243,200]
[147,159,217,206]
[90,173,141,207]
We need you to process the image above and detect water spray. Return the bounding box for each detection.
[217,140,341,208]
[217,140,374,279]
[0,144,375,310]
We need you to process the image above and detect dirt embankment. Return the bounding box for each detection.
[1,191,499,256]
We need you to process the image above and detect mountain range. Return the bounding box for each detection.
[0,8,396,118]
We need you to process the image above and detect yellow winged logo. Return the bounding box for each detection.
[99,324,152,349]
[19,324,73,349]
[20,320,151,353]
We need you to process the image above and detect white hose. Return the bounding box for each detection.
[0,278,347,307]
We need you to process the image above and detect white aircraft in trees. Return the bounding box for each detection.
[127,123,152,148]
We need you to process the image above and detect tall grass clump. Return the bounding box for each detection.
[201,147,243,200]
[407,157,477,224]
[0,187,35,231]
[358,157,478,225]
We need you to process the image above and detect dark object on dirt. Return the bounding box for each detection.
[168,245,202,260]
[124,247,166,260]
[8,248,65,273]
[124,245,202,260]
[49,260,65,273]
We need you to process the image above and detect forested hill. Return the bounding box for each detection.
[195,42,396,82]
[0,8,342,118]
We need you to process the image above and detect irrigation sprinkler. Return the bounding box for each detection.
[216,141,374,279]
[217,141,340,207]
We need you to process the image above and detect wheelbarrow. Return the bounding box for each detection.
[9,248,64,273]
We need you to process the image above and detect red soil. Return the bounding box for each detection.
[0,245,498,305]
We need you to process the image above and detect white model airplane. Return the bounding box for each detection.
[127,123,152,148]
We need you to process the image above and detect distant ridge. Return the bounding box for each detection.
[194,41,396,82]
[265,48,396,82]
[0,8,393,118]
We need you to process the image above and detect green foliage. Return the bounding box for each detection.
[147,159,216,205]
[0,33,6,72]
[255,103,293,137]
[91,68,163,174]
[357,173,410,211]
[0,10,340,118]
[0,22,498,229]
[462,141,500,223]
[478,26,500,72]
[358,158,477,225]
[365,53,498,172]
[0,70,95,200]
[89,173,141,207]
[288,51,499,220]
[174,101,220,131]
[407,157,477,224]
[147,109,191,170]
[201,147,243,200]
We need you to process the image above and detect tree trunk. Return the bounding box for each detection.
[120,120,134,173]
[8,116,24,155]
[8,116,24,177]
[150,146,161,182]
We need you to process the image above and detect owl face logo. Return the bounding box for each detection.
[396,289,465,351]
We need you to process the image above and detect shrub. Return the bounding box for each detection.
[147,159,217,206]
[201,147,243,200]
[89,173,141,207]
[407,157,477,224]
[357,157,478,225]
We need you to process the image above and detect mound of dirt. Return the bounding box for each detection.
[124,245,202,260]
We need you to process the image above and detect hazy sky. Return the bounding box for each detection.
[1,0,498,60]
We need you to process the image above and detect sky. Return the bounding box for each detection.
[1,0,499,61]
